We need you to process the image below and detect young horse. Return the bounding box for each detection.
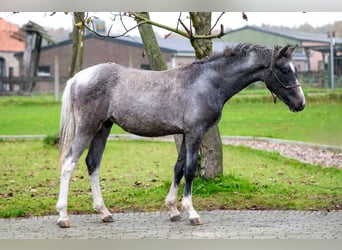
[56,43,305,228]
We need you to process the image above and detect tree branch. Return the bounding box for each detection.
[210,12,225,34]
[77,12,145,38]
[76,12,225,41]
[131,12,190,39]
[132,12,225,40]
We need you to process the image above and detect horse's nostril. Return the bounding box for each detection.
[297,101,305,111]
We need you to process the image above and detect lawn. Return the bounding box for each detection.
[0,139,341,218]
[0,90,341,218]
[220,95,342,146]
[0,90,342,146]
[0,90,341,146]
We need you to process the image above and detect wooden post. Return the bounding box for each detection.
[54,55,59,102]
[9,67,13,92]
[22,21,47,93]
[22,31,42,93]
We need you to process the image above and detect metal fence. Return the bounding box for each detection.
[0,76,68,95]
[298,71,342,89]
[0,71,341,95]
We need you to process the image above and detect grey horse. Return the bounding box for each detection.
[56,43,305,228]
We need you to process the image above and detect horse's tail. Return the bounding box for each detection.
[59,79,75,168]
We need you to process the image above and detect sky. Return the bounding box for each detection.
[0,12,341,37]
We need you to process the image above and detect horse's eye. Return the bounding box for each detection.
[280,67,290,74]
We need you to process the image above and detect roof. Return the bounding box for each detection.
[0,18,25,52]
[35,33,227,56]
[22,21,55,45]
[225,25,342,45]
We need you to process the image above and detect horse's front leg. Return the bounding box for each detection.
[182,136,203,225]
[89,168,113,222]
[165,181,181,221]
[86,121,114,223]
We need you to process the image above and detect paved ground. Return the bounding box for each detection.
[1,210,341,239]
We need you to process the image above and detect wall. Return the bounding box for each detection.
[38,37,174,79]
[19,37,177,92]
[302,41,327,71]
[0,52,21,77]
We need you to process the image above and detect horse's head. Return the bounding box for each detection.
[264,45,305,112]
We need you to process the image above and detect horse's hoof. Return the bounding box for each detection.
[189,217,203,226]
[170,214,182,222]
[57,219,70,228]
[102,215,114,223]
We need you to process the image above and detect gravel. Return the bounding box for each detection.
[221,136,342,169]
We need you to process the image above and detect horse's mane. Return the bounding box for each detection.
[192,43,276,65]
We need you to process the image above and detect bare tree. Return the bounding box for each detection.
[189,12,223,178]
[135,12,167,71]
[69,12,85,78]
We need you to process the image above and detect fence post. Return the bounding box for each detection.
[9,67,14,92]
[328,31,335,92]
[54,55,59,102]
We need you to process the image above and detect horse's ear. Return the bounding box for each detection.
[279,44,297,58]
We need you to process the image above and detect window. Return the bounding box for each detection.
[37,65,50,76]
[0,58,5,78]
[140,64,151,70]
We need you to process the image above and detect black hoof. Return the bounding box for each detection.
[170,214,182,222]
[189,217,203,226]
[102,215,115,223]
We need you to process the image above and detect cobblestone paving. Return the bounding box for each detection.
[1,210,341,239]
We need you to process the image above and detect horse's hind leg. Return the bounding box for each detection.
[86,119,114,223]
[56,133,93,228]
[165,136,186,221]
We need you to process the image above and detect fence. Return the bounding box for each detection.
[298,71,342,89]
[0,71,341,95]
[0,76,68,95]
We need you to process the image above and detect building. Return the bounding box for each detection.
[13,25,342,93]
[35,33,226,76]
[222,26,342,73]
[0,18,25,80]
[14,33,226,92]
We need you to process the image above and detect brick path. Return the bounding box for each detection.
[1,210,341,239]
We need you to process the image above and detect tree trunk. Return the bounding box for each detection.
[190,12,223,179]
[136,12,223,179]
[69,12,85,78]
[135,12,187,170]
[136,12,167,71]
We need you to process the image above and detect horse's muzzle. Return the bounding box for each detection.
[290,100,305,112]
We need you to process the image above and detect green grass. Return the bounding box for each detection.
[0,95,61,136]
[0,139,341,218]
[220,97,342,146]
[0,91,341,217]
[0,90,341,146]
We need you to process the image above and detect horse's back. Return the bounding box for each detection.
[70,63,119,89]
[111,65,187,136]
[66,62,186,137]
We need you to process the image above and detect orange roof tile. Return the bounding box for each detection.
[0,18,25,52]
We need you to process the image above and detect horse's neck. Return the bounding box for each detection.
[210,54,268,103]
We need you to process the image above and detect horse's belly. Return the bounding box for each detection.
[112,106,183,137]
